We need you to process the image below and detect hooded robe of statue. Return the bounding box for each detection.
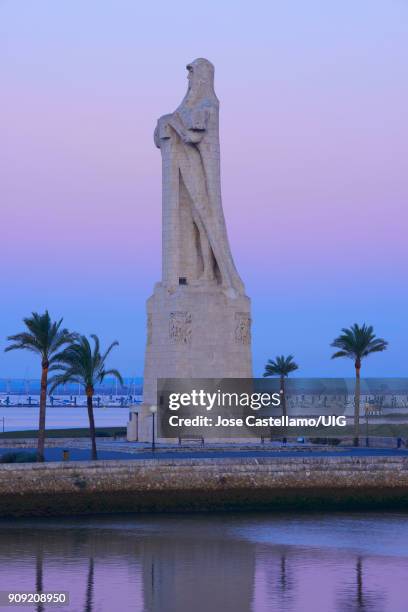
[154,58,245,296]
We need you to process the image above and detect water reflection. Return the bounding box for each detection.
[0,513,407,612]
[335,557,385,612]
[83,558,94,612]
[35,546,44,612]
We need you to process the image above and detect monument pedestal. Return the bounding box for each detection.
[137,282,252,441]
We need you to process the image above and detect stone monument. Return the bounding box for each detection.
[128,58,252,441]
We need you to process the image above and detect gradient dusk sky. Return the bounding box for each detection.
[1,1,407,378]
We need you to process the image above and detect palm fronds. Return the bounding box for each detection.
[263,354,299,378]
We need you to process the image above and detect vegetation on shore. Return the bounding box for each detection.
[5,312,123,462]
[5,312,75,462]
[3,317,396,455]
[0,427,126,439]
[49,335,123,460]
[263,355,299,418]
[0,451,37,463]
[264,323,389,446]
[331,324,388,444]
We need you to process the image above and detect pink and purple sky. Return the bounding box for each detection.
[1,1,407,378]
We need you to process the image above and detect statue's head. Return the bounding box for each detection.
[184,58,216,103]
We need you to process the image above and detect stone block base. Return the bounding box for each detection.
[131,282,252,442]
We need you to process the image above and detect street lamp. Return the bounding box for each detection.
[364,402,369,447]
[150,405,157,452]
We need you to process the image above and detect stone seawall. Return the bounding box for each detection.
[0,456,408,517]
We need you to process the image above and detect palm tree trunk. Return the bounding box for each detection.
[37,364,48,462]
[354,361,361,446]
[86,388,97,460]
[280,375,287,442]
[280,375,286,418]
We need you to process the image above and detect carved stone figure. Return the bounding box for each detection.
[154,58,244,297]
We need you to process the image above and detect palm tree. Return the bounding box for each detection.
[49,335,123,460]
[263,355,299,418]
[331,323,388,444]
[5,311,74,462]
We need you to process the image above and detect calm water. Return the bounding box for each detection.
[0,407,128,431]
[0,512,407,612]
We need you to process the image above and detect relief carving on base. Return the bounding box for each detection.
[235,312,251,345]
[147,313,152,345]
[169,311,192,344]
